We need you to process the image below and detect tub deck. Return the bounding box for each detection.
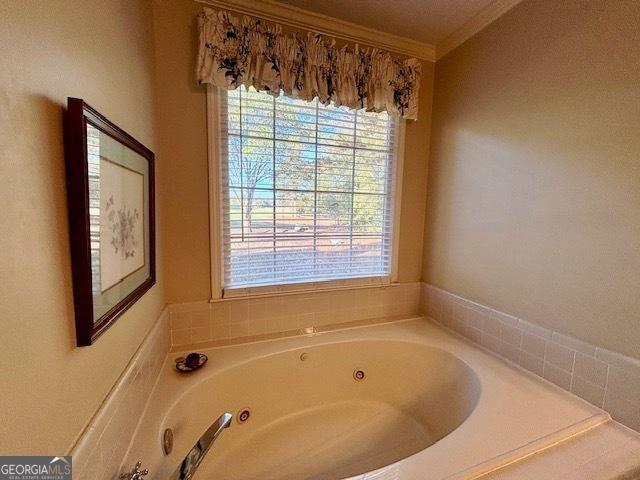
[125,318,637,479]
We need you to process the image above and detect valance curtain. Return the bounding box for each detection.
[197,9,422,120]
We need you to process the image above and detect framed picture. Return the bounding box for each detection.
[64,98,155,346]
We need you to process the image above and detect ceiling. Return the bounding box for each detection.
[276,0,497,45]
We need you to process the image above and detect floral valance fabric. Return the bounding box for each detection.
[197,9,422,120]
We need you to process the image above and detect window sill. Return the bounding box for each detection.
[211,276,394,302]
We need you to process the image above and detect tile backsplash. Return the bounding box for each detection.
[169,282,421,348]
[422,283,640,432]
[70,308,170,480]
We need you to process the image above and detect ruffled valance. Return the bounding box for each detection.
[197,9,422,120]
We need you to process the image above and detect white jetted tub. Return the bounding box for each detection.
[126,319,606,480]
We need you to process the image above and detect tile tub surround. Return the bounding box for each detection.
[421,283,640,433]
[69,308,170,480]
[169,282,421,348]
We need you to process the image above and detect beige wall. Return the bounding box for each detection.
[0,1,165,454]
[153,0,434,302]
[424,0,640,358]
[153,0,210,302]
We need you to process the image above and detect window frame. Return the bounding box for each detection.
[207,85,405,300]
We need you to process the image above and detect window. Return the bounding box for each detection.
[213,86,401,295]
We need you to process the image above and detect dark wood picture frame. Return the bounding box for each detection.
[64,98,155,346]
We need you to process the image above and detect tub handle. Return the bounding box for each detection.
[169,412,233,480]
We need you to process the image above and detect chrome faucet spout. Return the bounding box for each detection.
[120,461,148,480]
[169,412,233,480]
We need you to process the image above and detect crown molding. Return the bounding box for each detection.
[435,0,523,60]
[197,0,436,62]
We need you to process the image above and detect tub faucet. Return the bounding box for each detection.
[169,412,233,480]
[120,461,148,480]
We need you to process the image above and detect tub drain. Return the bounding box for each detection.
[237,408,251,424]
[353,369,366,381]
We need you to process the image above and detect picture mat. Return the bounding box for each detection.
[87,124,151,323]
[99,158,145,292]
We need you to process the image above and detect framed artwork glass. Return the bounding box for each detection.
[64,98,155,346]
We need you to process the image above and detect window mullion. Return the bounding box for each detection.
[349,110,358,274]
[239,88,245,243]
[313,99,319,280]
[227,133,388,154]
[272,94,277,282]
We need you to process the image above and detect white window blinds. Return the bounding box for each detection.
[218,86,398,291]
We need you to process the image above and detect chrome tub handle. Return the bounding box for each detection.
[169,412,233,480]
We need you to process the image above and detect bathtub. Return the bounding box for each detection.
[126,318,607,479]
